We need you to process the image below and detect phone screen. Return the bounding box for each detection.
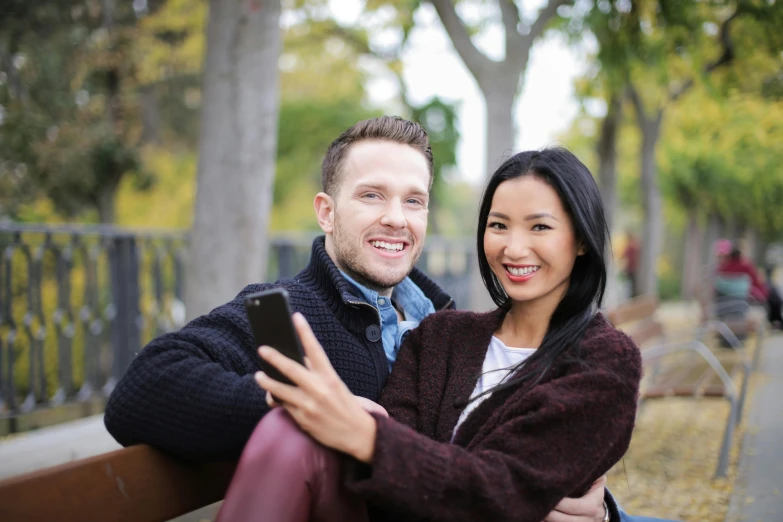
[244,288,306,385]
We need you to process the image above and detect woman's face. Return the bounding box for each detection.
[483,175,583,312]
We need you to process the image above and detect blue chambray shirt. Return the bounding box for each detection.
[340,271,435,371]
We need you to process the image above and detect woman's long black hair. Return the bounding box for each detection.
[472,147,610,399]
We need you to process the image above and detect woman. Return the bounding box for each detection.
[218,148,642,522]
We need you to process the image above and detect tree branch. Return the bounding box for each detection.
[669,10,739,103]
[626,82,647,123]
[498,0,522,59]
[524,0,570,48]
[324,24,399,61]
[428,0,491,79]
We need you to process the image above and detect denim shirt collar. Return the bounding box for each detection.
[340,272,433,318]
[339,270,435,369]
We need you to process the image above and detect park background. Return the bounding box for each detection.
[1,1,783,521]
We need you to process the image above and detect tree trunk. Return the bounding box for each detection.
[757,235,770,269]
[681,208,703,300]
[744,227,760,264]
[638,114,663,297]
[704,213,721,265]
[596,93,621,233]
[595,93,622,309]
[140,84,161,145]
[483,81,517,181]
[426,0,564,310]
[725,216,738,242]
[96,187,117,224]
[469,79,517,312]
[186,0,282,319]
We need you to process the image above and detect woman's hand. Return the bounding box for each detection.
[255,313,378,463]
[542,475,607,522]
[354,396,389,417]
[265,391,388,418]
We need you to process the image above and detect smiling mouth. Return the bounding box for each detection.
[370,240,407,253]
[505,265,540,276]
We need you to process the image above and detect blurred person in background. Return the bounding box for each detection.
[621,232,640,298]
[763,265,783,329]
[717,243,769,304]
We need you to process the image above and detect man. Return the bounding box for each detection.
[105,116,663,522]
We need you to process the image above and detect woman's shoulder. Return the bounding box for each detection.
[579,312,642,369]
[417,308,504,332]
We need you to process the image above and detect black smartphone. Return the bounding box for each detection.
[244,288,306,386]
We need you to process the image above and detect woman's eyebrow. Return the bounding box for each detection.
[524,212,560,222]
[488,211,509,219]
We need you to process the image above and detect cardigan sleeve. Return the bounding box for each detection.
[104,285,270,461]
[347,335,641,522]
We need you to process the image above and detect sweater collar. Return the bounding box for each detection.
[296,236,454,314]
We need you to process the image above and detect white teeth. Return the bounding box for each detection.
[507,266,539,276]
[371,240,404,252]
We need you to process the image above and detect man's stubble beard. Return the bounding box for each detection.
[331,214,423,292]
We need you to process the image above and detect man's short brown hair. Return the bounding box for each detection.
[321,116,433,196]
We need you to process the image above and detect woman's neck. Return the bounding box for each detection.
[496,302,556,349]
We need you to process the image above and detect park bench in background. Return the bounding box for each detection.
[696,271,767,370]
[0,444,235,522]
[607,295,755,477]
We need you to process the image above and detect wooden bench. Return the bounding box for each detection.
[0,444,236,522]
[607,295,752,477]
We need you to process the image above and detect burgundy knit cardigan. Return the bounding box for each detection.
[346,308,642,522]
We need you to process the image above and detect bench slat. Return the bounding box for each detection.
[0,444,236,522]
[642,385,729,399]
[628,320,664,347]
[607,295,658,326]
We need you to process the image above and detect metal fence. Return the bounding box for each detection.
[0,223,473,427]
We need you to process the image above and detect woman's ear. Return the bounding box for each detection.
[577,241,587,256]
[314,192,335,234]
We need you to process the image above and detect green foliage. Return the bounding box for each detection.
[2,0,464,234]
[661,87,783,239]
[409,97,460,232]
[657,269,681,301]
[0,0,158,222]
[272,98,381,230]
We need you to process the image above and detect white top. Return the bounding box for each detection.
[453,337,535,437]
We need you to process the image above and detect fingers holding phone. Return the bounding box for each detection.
[244,288,306,386]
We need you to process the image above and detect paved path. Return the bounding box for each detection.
[725,332,783,522]
[0,414,119,479]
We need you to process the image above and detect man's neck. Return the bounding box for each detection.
[325,238,396,298]
[342,268,395,298]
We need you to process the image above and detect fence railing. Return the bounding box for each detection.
[0,223,474,428]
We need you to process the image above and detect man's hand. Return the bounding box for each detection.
[543,475,607,522]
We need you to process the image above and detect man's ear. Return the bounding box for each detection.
[314,192,335,234]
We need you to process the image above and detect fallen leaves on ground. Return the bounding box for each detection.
[607,381,757,522]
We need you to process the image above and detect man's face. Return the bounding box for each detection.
[316,140,430,293]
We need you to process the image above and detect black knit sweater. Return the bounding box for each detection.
[104,237,453,461]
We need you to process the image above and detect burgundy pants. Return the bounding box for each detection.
[216,409,369,522]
